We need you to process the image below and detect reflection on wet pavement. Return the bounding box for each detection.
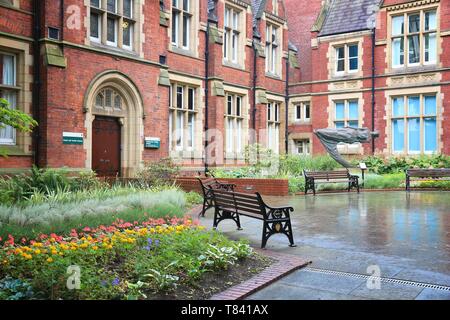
[197,191,450,300]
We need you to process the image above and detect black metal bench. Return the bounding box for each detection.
[210,189,296,249]
[405,168,450,191]
[197,177,236,217]
[303,169,360,195]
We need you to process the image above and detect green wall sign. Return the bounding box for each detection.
[145,137,160,149]
[63,132,83,145]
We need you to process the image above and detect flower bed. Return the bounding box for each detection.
[0,217,255,300]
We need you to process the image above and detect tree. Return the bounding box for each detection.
[0,98,38,157]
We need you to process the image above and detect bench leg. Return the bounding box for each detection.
[261,222,269,249]
[199,199,207,217]
[406,176,410,191]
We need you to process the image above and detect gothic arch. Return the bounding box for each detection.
[84,71,144,177]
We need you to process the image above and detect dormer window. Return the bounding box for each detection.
[335,44,358,74]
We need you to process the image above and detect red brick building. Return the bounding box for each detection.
[0,0,295,176]
[286,0,450,157]
[0,0,448,177]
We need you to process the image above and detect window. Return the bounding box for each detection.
[391,10,437,68]
[391,94,437,154]
[335,44,359,74]
[172,0,192,50]
[294,140,310,155]
[95,88,123,110]
[272,0,278,15]
[265,24,279,75]
[224,6,240,64]
[225,94,244,154]
[169,83,197,151]
[89,0,135,51]
[294,102,310,122]
[334,100,359,128]
[267,102,280,153]
[0,53,17,145]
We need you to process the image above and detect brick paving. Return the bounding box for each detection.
[210,249,311,300]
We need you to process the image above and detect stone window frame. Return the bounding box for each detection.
[389,93,439,155]
[223,85,249,160]
[224,93,244,155]
[169,82,198,153]
[0,38,33,156]
[333,99,360,129]
[85,0,144,55]
[387,3,440,70]
[293,139,310,155]
[169,0,199,57]
[272,0,278,16]
[0,0,19,8]
[334,43,359,75]
[267,101,281,154]
[264,20,282,77]
[325,35,363,79]
[0,51,17,145]
[222,1,247,69]
[293,101,311,123]
[327,92,365,155]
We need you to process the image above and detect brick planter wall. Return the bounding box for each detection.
[175,177,289,196]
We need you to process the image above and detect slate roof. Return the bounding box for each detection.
[319,0,382,36]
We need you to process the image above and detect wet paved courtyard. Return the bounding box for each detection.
[197,191,450,300]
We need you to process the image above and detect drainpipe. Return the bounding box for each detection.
[285,53,289,154]
[32,0,42,167]
[252,41,257,142]
[60,0,65,51]
[204,18,210,174]
[371,27,376,154]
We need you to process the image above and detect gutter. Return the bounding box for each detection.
[32,0,41,167]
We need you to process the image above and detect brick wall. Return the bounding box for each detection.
[175,177,290,196]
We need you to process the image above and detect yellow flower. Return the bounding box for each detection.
[14,248,23,255]
[92,246,99,250]
[24,254,32,260]
[32,242,43,248]
[51,250,58,255]
[34,249,41,254]
[46,257,53,263]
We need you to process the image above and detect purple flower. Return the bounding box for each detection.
[147,238,153,245]
[112,278,120,286]
[155,239,160,247]
[143,245,151,251]
[101,280,108,287]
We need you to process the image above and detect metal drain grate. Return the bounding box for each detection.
[303,267,450,292]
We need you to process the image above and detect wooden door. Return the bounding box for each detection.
[92,116,121,177]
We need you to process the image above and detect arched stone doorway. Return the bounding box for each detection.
[84,71,144,177]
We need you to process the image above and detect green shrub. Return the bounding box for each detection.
[359,155,450,175]
[0,166,106,205]
[185,191,203,206]
[136,158,180,187]
[0,189,187,240]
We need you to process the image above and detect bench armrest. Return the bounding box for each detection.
[264,204,294,220]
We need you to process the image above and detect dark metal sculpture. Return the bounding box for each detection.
[314,127,379,168]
